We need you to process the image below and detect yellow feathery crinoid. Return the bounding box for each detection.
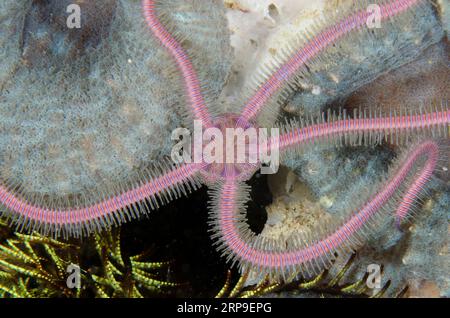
[215,254,408,298]
[0,224,179,298]
[90,231,180,298]
[0,230,78,297]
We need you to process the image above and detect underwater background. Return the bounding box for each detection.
[0,0,448,298]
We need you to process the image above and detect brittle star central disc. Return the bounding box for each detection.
[198,114,262,185]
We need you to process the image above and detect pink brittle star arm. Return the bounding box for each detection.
[238,0,422,123]
[0,163,200,230]
[273,109,449,153]
[142,0,213,128]
[273,108,449,223]
[216,140,441,273]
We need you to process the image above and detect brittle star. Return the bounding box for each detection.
[0,0,448,280]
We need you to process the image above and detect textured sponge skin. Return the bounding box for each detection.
[282,0,444,116]
[0,0,231,197]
